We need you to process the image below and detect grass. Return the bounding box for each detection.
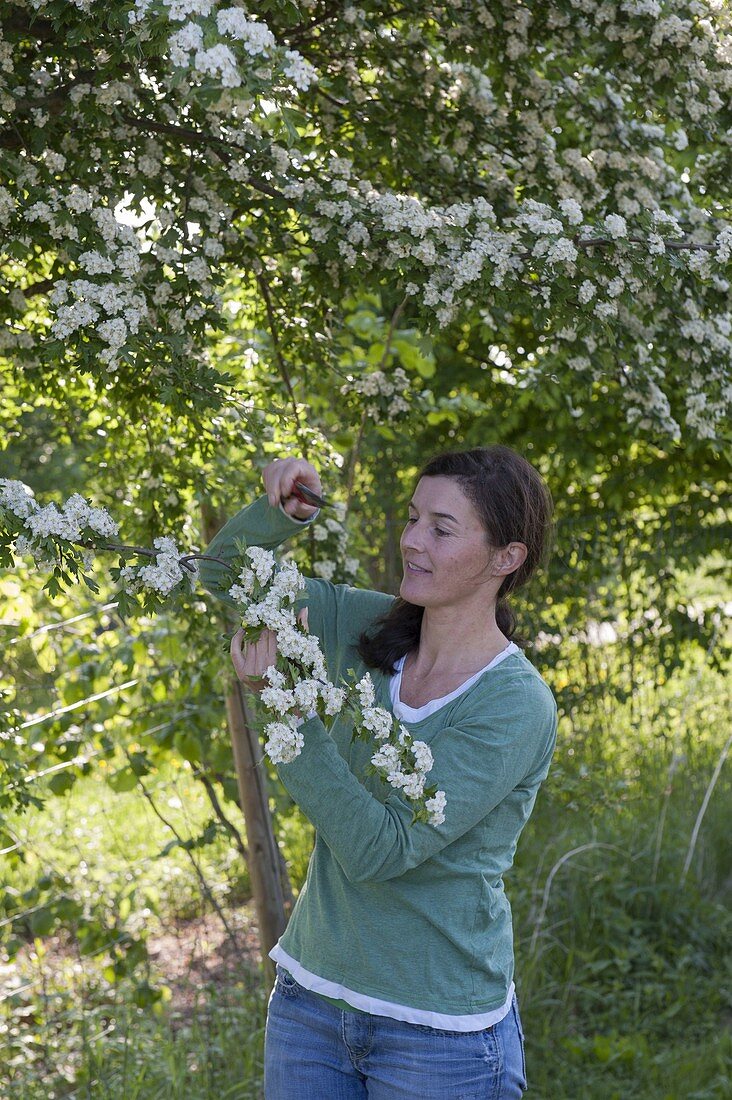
[2,643,730,1099]
[3,977,268,1100]
[2,759,251,925]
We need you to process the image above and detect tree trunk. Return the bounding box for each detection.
[200,501,293,986]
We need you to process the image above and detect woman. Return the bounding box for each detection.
[199,446,557,1099]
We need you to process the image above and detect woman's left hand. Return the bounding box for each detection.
[229,609,309,693]
[230,627,277,691]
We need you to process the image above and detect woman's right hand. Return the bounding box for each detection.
[263,457,322,520]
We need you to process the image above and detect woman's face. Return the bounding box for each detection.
[399,476,497,610]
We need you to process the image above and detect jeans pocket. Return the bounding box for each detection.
[274,965,301,999]
[511,997,528,1091]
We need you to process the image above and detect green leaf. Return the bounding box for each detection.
[393,339,436,378]
[107,767,138,793]
[29,906,55,937]
[128,751,151,776]
[133,981,162,1008]
[221,777,240,804]
[47,771,75,795]
[174,731,202,764]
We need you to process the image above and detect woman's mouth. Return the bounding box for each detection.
[406,562,431,574]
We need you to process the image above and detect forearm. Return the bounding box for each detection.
[276,703,556,885]
[198,494,315,606]
[275,715,414,884]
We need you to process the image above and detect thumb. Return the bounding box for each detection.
[297,607,309,632]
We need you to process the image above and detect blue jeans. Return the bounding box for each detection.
[264,964,528,1098]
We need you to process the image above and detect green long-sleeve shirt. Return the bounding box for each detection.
[199,495,557,1017]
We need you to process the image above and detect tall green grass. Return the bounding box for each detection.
[511,650,731,1100]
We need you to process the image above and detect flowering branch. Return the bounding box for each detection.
[1,477,443,824]
[3,0,731,446]
[0,478,202,602]
[575,236,717,254]
[120,112,287,201]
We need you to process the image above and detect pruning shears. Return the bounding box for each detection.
[283,480,332,510]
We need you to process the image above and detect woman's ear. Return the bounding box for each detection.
[493,542,528,576]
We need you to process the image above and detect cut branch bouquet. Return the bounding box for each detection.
[229,541,447,827]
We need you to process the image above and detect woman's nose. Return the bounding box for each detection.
[401,522,423,552]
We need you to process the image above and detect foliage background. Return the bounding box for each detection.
[2,0,731,1097]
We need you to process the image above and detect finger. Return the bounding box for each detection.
[245,629,276,679]
[230,628,249,680]
[255,629,278,673]
[230,627,275,682]
[297,607,309,633]
[230,627,245,659]
[271,459,322,507]
[290,462,322,498]
[263,459,285,507]
[263,464,282,508]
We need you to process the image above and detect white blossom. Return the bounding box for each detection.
[320,682,347,715]
[292,679,320,712]
[714,227,732,265]
[0,479,38,520]
[604,214,628,239]
[578,280,596,304]
[355,674,375,708]
[425,790,447,826]
[168,20,205,66]
[264,718,304,764]
[558,198,583,225]
[217,9,275,54]
[283,50,318,90]
[361,706,393,741]
[137,535,187,595]
[260,685,296,712]
[194,44,241,87]
[245,545,276,585]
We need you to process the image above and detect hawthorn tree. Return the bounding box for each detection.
[2,0,731,441]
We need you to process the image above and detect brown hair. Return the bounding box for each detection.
[357,445,555,673]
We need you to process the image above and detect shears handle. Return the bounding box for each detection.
[284,481,329,509]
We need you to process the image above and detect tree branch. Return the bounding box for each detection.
[285,2,343,44]
[516,233,719,261]
[120,113,286,201]
[19,278,55,299]
[3,13,57,43]
[255,272,307,446]
[576,234,716,253]
[193,766,249,865]
[346,295,407,507]
[70,536,233,575]
[133,763,241,948]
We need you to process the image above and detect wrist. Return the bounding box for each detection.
[280,501,320,523]
[239,675,266,693]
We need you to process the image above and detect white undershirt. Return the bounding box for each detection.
[390,641,520,720]
[270,641,520,1030]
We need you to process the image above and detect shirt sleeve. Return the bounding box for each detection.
[275,681,558,884]
[198,493,394,675]
[197,494,317,607]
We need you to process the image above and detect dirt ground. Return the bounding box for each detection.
[146,901,264,1013]
[1,900,266,1025]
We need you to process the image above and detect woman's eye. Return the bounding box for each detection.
[407,517,448,536]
